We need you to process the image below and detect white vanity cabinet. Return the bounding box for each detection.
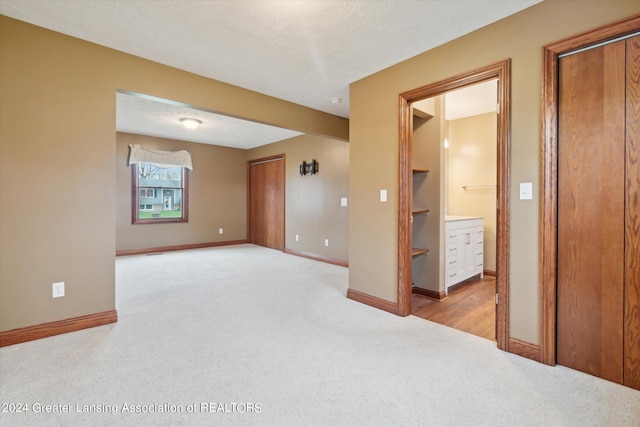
[445,216,484,290]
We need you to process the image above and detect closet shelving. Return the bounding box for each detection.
[410,97,443,294]
[411,247,429,257]
[411,169,429,258]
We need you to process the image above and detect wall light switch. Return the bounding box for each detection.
[218,228,224,234]
[52,282,65,298]
[380,189,387,202]
[519,182,533,200]
[295,234,299,242]
[341,197,348,207]
[324,239,329,247]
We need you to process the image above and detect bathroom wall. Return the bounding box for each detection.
[447,112,497,271]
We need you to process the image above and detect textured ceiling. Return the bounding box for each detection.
[117,92,303,149]
[0,0,540,148]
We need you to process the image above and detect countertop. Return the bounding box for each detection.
[445,215,483,222]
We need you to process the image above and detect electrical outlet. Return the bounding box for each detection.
[218,228,223,234]
[324,239,329,247]
[52,282,65,298]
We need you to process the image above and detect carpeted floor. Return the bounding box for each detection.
[1,244,638,426]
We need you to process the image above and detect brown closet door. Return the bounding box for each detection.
[248,157,285,251]
[557,40,626,383]
[624,35,640,390]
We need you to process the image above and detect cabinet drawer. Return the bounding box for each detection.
[476,253,484,266]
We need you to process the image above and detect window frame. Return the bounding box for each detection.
[131,163,189,224]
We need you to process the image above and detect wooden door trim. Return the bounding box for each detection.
[248,154,285,165]
[540,15,640,366]
[397,60,511,352]
[247,154,286,250]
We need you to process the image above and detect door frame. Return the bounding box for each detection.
[397,60,511,351]
[247,154,286,251]
[540,15,640,365]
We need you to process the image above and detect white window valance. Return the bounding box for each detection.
[128,144,193,170]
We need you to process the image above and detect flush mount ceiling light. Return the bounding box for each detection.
[180,118,202,130]
[331,98,342,105]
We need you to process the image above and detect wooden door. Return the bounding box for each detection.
[540,18,640,387]
[557,39,626,383]
[624,35,640,390]
[248,156,285,251]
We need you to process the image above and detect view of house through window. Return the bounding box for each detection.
[132,163,188,223]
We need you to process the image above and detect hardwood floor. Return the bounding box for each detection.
[411,276,496,341]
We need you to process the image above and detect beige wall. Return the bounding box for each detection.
[248,134,349,262]
[0,16,347,332]
[116,133,247,251]
[447,112,497,271]
[349,1,640,344]
[116,131,349,261]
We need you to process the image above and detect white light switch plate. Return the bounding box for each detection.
[380,189,387,202]
[52,282,65,298]
[340,197,348,207]
[520,182,533,200]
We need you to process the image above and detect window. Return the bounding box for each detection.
[132,163,189,224]
[139,188,155,198]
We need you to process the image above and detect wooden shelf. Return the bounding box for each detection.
[412,168,430,175]
[412,248,429,257]
[412,208,430,215]
[413,109,434,120]
[412,99,435,120]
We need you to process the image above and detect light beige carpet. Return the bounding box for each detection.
[1,244,638,426]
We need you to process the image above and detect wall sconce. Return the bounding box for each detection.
[299,159,319,176]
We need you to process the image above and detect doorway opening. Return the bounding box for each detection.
[397,60,511,351]
[411,80,498,341]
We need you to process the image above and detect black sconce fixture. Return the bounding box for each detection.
[299,159,319,176]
